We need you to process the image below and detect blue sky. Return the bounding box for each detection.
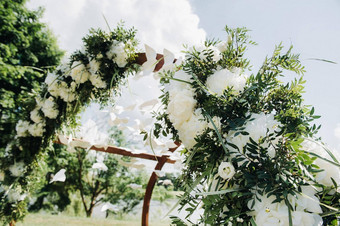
[27,0,340,150]
[191,0,340,149]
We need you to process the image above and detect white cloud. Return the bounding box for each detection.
[27,0,206,54]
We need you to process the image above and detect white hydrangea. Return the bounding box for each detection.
[30,107,43,123]
[28,122,45,137]
[106,41,128,68]
[206,68,247,96]
[15,120,30,137]
[176,109,207,149]
[70,61,90,84]
[89,74,106,89]
[301,139,340,188]
[41,96,59,119]
[9,161,25,177]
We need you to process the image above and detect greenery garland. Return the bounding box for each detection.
[155,26,340,225]
[0,24,139,224]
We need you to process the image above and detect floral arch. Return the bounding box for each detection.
[1,25,340,226]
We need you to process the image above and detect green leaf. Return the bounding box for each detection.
[194,188,240,196]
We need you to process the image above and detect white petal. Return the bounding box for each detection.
[92,162,108,171]
[139,99,159,110]
[163,49,175,65]
[50,169,66,183]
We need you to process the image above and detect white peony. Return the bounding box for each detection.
[301,139,340,188]
[228,112,281,155]
[292,186,322,214]
[165,69,192,95]
[15,120,30,137]
[176,110,207,149]
[206,68,247,96]
[167,89,196,128]
[70,61,90,84]
[218,161,235,180]
[106,41,128,68]
[9,161,25,177]
[28,122,45,137]
[41,96,59,119]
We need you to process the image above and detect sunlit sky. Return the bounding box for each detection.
[27,0,340,150]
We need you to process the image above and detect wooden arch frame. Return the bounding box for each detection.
[55,53,179,226]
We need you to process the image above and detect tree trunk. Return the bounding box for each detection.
[85,208,93,217]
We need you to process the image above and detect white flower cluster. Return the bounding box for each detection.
[191,40,231,63]
[106,40,128,68]
[45,72,77,102]
[206,68,247,96]
[301,140,340,188]
[166,70,207,149]
[248,187,323,226]
[227,112,281,160]
[16,119,45,137]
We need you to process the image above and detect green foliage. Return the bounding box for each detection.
[0,19,139,224]
[154,27,339,225]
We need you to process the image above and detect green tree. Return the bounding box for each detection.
[30,127,147,218]
[0,0,64,152]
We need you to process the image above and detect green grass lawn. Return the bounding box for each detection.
[16,213,170,226]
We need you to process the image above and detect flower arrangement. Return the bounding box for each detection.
[154,26,340,225]
[1,23,339,226]
[0,25,139,224]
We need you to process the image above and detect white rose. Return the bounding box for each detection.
[70,61,90,84]
[218,161,235,180]
[206,68,247,96]
[167,89,196,127]
[15,120,30,137]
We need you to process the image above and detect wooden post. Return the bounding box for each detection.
[141,156,168,226]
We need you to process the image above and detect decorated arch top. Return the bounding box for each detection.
[1,25,340,225]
